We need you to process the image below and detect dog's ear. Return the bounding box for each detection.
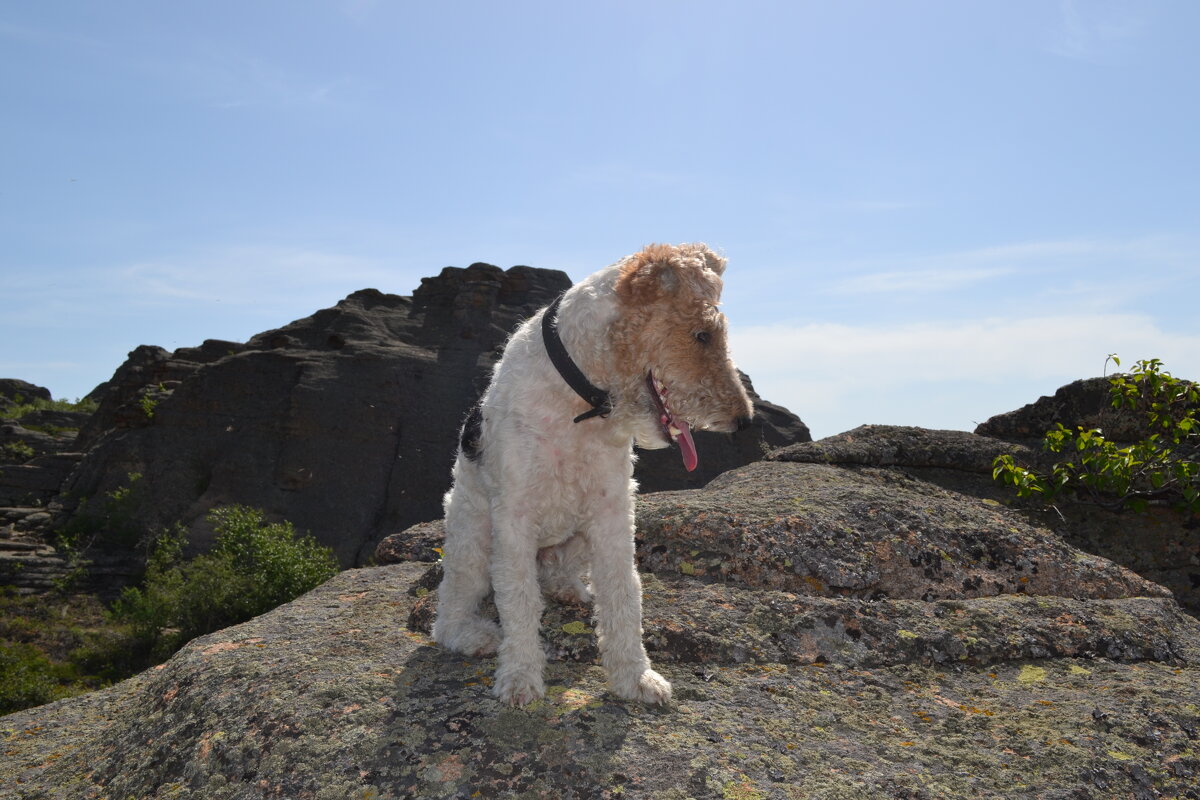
[616,243,677,303]
[616,243,724,304]
[684,243,727,277]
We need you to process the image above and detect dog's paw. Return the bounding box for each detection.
[612,668,672,705]
[547,581,593,606]
[492,666,545,707]
[433,618,501,657]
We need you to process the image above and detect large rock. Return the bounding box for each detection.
[0,379,51,407]
[58,265,809,568]
[8,433,1200,798]
[0,378,83,464]
[771,424,1200,613]
[632,460,1159,602]
[974,375,1170,444]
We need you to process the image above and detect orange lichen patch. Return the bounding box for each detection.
[801,575,827,593]
[557,688,600,710]
[199,637,264,657]
[197,732,216,760]
[959,704,996,716]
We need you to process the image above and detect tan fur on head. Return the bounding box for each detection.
[615,243,727,306]
[604,242,752,437]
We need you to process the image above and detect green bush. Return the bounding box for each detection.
[993,357,1199,513]
[0,641,74,714]
[112,506,340,660]
[1,507,339,714]
[1,395,98,421]
[1,441,36,464]
[0,590,117,714]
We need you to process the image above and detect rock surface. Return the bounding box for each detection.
[52,265,808,569]
[6,568,1200,797]
[7,425,1200,797]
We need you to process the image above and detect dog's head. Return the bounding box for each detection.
[608,243,753,470]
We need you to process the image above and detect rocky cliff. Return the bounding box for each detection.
[5,424,1200,799]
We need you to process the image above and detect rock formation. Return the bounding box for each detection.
[6,425,1200,798]
[973,374,1185,445]
[0,381,90,592]
[0,379,51,407]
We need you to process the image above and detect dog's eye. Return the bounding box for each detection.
[694,330,711,345]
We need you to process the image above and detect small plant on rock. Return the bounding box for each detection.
[1,441,36,464]
[992,357,1199,513]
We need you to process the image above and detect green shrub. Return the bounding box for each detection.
[138,385,165,419]
[1,395,98,421]
[112,506,340,660]
[0,641,73,714]
[54,471,148,568]
[993,357,1199,513]
[1,441,36,463]
[0,506,339,713]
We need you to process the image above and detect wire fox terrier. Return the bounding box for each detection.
[433,243,753,706]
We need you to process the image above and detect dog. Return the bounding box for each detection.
[432,243,753,706]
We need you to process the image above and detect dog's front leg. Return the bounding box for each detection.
[490,509,547,706]
[587,504,672,705]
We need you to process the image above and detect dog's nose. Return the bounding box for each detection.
[735,415,753,432]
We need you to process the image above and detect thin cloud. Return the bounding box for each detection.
[820,235,1195,299]
[1047,0,1145,61]
[159,45,347,110]
[832,267,1013,295]
[0,20,109,50]
[834,199,922,213]
[118,245,399,306]
[338,0,381,22]
[731,313,1200,439]
[569,161,689,189]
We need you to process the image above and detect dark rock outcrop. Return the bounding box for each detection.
[9,427,1200,798]
[53,265,808,569]
[975,375,1149,443]
[0,378,83,465]
[0,379,51,407]
[0,423,67,465]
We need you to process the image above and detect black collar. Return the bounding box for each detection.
[541,293,613,423]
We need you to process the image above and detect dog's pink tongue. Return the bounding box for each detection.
[676,419,698,472]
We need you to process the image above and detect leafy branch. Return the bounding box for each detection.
[993,356,1199,513]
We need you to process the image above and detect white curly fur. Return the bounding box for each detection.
[432,243,753,706]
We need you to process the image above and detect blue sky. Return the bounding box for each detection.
[3,1,1197,440]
